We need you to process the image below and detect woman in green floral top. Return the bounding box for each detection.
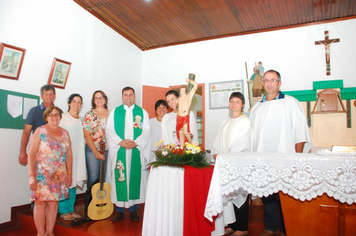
[83,90,110,220]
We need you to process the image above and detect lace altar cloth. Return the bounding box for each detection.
[204,152,356,221]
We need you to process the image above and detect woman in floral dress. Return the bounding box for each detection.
[83,90,110,220]
[28,106,73,236]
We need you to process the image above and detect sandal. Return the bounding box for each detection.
[232,231,248,236]
[225,227,236,235]
[72,212,82,220]
[60,213,74,221]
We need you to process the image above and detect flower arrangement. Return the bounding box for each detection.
[149,140,210,169]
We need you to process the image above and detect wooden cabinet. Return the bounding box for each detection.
[312,88,346,114]
[280,193,356,236]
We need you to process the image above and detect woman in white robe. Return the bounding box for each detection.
[58,94,86,220]
[211,92,252,236]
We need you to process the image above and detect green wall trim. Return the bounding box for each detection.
[282,79,355,102]
[282,90,317,102]
[341,87,356,100]
[313,80,343,90]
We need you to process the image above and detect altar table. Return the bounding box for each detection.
[204,152,356,235]
[142,166,214,236]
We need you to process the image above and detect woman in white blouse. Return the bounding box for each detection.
[58,94,86,221]
[212,92,252,236]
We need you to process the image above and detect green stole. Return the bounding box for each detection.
[114,105,143,201]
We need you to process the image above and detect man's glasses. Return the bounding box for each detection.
[262,79,280,83]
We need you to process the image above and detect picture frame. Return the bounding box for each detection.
[209,80,244,109]
[47,58,72,89]
[0,43,26,80]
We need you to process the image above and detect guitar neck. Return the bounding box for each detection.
[99,159,105,191]
[99,141,106,191]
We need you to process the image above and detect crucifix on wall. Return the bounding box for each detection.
[315,31,340,76]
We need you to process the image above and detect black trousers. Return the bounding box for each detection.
[228,195,250,231]
[261,193,285,233]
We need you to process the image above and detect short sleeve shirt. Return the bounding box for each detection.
[26,103,46,133]
[83,109,108,150]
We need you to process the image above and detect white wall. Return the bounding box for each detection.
[0,0,142,224]
[1,0,356,226]
[142,19,356,149]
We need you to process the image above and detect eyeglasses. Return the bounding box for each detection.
[48,113,60,117]
[262,79,280,83]
[95,97,104,100]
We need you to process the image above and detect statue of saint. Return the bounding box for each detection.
[247,62,264,108]
[176,78,198,144]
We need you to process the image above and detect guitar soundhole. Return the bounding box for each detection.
[96,189,107,200]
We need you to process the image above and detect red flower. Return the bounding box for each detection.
[176,148,184,156]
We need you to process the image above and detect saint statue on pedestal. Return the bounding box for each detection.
[247,62,265,108]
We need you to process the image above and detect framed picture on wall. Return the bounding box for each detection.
[209,80,244,109]
[47,58,72,89]
[0,43,26,80]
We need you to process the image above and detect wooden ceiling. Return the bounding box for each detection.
[74,0,356,51]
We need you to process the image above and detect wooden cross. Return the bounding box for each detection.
[315,31,340,76]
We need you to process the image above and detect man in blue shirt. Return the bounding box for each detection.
[18,85,57,166]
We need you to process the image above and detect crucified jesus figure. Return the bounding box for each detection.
[176,78,198,145]
[315,31,340,75]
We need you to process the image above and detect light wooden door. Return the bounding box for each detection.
[142,85,169,119]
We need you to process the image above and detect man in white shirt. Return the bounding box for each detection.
[149,99,168,159]
[250,70,312,236]
[161,90,198,145]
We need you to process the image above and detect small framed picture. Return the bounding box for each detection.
[47,58,72,89]
[0,43,26,80]
[209,80,244,109]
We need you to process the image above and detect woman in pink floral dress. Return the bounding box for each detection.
[28,106,73,236]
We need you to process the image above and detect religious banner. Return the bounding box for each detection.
[209,80,244,109]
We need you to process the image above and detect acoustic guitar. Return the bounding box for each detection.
[88,141,113,220]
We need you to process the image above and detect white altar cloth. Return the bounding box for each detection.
[204,152,356,221]
[142,166,184,236]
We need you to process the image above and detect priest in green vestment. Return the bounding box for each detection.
[105,87,151,222]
